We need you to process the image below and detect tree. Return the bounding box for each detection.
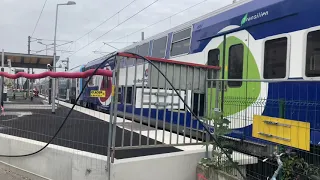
[200,111,238,173]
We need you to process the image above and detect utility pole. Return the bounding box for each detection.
[141,32,144,41]
[30,69,34,101]
[28,36,31,54]
[27,36,31,99]
[0,49,4,107]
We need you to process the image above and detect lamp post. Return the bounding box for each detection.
[52,1,76,114]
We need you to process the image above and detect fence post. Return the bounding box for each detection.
[278,98,286,179]
[106,59,117,176]
[279,98,285,119]
[111,57,121,163]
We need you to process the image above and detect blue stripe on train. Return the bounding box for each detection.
[117,104,202,130]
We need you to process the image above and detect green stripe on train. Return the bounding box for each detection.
[207,36,261,117]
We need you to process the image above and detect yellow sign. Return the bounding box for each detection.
[111,85,115,97]
[252,115,310,151]
[90,90,106,97]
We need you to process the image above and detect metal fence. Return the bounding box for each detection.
[106,55,219,161]
[205,77,320,180]
[0,77,112,179]
[0,53,319,180]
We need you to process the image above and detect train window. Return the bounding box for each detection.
[102,76,109,89]
[228,44,244,87]
[263,37,288,79]
[125,87,133,104]
[306,30,320,77]
[152,36,167,58]
[138,42,149,57]
[170,28,191,57]
[207,49,220,88]
[76,79,79,88]
[117,87,122,103]
[193,93,205,117]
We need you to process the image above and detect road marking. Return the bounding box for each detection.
[0,112,33,122]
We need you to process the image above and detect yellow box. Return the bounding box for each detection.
[252,115,310,151]
[90,90,106,97]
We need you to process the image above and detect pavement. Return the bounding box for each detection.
[0,161,48,180]
[0,97,182,159]
[0,97,182,179]
[0,168,31,180]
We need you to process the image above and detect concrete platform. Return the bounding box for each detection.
[0,97,258,180]
[0,161,48,180]
[0,97,181,159]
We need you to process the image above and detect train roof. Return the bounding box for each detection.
[84,52,220,69]
[119,0,285,51]
[84,52,117,68]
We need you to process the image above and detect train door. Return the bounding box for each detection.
[222,30,249,131]
[206,30,249,131]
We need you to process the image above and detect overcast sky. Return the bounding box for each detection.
[0,0,234,72]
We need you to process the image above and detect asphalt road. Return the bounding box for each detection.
[0,97,182,159]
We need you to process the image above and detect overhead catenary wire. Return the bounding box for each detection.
[57,0,137,61]
[67,0,138,46]
[30,37,73,43]
[65,0,207,66]
[66,0,160,59]
[75,0,209,65]
[109,0,209,44]
[68,0,209,69]
[31,0,49,37]
[35,41,74,54]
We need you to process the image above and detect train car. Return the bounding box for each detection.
[82,0,320,154]
[82,56,113,111]
[57,78,69,101]
[68,65,85,105]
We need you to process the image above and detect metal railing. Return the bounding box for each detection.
[2,53,320,179]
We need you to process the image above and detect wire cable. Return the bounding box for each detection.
[31,0,48,37]
[30,37,73,43]
[68,0,209,69]
[68,0,138,46]
[58,0,137,60]
[109,0,209,44]
[66,0,160,59]
[0,52,117,157]
[35,41,73,54]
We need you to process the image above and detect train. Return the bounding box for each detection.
[41,0,320,154]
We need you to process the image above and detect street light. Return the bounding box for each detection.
[52,1,76,114]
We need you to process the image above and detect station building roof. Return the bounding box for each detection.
[0,52,59,69]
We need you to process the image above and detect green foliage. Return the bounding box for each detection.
[200,111,238,173]
[282,153,320,180]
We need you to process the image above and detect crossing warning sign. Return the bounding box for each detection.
[90,90,106,97]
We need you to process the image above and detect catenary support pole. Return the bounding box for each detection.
[0,49,4,107]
